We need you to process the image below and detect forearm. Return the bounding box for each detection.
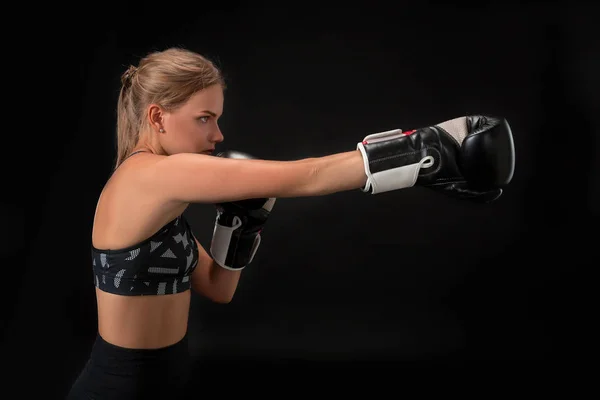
[305,149,367,196]
[206,260,242,303]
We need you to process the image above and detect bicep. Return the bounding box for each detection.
[146,153,316,204]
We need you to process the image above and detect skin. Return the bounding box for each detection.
[133,83,225,156]
[93,83,368,349]
[93,84,241,349]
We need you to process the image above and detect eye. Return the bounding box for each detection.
[198,116,210,124]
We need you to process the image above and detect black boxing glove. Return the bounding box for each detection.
[356,115,515,203]
[209,150,276,270]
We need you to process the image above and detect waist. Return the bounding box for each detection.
[73,332,191,399]
[92,331,190,365]
[96,288,190,349]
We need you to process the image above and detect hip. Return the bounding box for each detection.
[66,332,191,400]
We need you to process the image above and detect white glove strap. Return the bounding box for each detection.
[357,129,434,194]
[210,216,247,271]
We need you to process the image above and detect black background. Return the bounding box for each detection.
[3,0,598,396]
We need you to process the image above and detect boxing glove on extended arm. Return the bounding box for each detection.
[209,150,276,270]
[356,115,515,202]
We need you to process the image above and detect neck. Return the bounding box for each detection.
[133,131,165,156]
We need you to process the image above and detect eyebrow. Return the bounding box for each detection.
[199,110,218,117]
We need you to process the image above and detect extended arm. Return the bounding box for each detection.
[137,149,368,205]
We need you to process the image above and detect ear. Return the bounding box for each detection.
[147,104,165,132]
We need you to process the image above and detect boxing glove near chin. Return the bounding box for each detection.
[356,115,516,203]
[210,150,276,270]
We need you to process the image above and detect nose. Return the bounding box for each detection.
[212,126,224,144]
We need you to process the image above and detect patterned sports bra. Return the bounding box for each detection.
[91,214,199,296]
[90,150,199,296]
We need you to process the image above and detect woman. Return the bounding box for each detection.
[66,47,514,399]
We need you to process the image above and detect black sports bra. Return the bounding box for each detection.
[91,215,199,296]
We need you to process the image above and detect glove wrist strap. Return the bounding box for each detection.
[210,216,261,271]
[356,128,434,195]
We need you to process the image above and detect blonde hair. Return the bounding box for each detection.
[115,47,226,169]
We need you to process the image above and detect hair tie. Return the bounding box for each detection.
[121,65,138,87]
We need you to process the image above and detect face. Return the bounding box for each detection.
[152,84,225,155]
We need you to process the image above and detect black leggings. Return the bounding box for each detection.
[66,333,191,399]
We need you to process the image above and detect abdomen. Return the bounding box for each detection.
[95,288,191,349]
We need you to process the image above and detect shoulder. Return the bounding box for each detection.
[112,152,166,181]
[92,153,188,249]
[108,151,186,209]
[106,152,174,200]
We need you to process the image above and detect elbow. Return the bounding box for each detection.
[210,291,234,304]
[191,282,235,304]
[205,281,237,304]
[194,287,234,304]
